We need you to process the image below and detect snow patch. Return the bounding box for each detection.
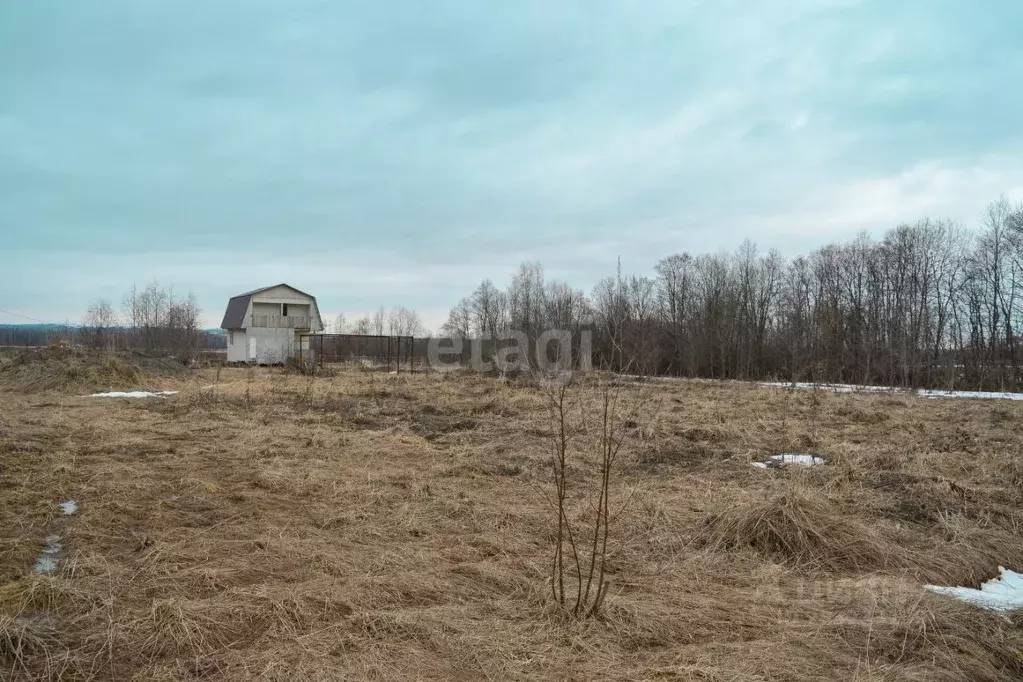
[917,389,1023,402]
[753,453,826,469]
[32,535,63,574]
[89,390,178,398]
[760,381,1023,402]
[59,500,78,516]
[926,568,1023,611]
[759,382,897,394]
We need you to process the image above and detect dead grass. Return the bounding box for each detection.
[0,345,188,394]
[1,357,1022,679]
[698,489,910,572]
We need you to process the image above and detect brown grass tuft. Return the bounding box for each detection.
[0,614,64,678]
[699,489,908,572]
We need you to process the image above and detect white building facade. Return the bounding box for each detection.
[219,284,324,364]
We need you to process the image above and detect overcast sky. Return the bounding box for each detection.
[2,1,1022,331]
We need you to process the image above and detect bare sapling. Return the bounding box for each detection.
[541,373,628,618]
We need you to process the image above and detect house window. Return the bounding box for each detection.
[229,331,234,344]
[282,303,289,317]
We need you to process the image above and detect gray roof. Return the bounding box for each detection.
[220,295,251,329]
[219,283,323,330]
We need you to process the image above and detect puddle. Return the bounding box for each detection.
[88,390,179,398]
[31,500,79,574]
[32,535,64,574]
[926,567,1023,611]
[754,453,826,469]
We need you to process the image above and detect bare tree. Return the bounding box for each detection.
[441,298,473,337]
[471,279,506,338]
[387,305,425,338]
[83,299,118,349]
[655,253,693,375]
[352,316,373,335]
[115,282,202,359]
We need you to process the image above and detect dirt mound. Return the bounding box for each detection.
[0,345,190,393]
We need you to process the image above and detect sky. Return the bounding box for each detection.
[2,0,1023,331]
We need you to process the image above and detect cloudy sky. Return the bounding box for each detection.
[2,1,1022,330]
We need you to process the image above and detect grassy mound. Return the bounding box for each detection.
[0,345,189,393]
[700,490,907,572]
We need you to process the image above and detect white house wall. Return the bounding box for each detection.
[308,300,322,331]
[284,303,311,318]
[251,301,281,316]
[226,330,248,362]
[252,285,310,301]
[245,327,298,364]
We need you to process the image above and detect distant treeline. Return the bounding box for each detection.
[2,282,227,357]
[0,325,226,351]
[81,283,228,357]
[442,197,1023,392]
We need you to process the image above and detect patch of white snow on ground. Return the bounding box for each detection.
[917,389,1023,402]
[759,381,1023,402]
[759,382,898,394]
[753,453,826,469]
[59,500,78,516]
[926,568,1023,611]
[32,536,63,574]
[88,390,178,398]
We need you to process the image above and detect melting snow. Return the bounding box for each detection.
[32,535,63,574]
[59,500,78,516]
[753,453,826,469]
[759,382,897,394]
[926,568,1023,611]
[89,390,178,398]
[917,389,1023,402]
[760,381,1023,402]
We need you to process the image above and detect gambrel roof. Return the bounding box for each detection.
[219,283,322,330]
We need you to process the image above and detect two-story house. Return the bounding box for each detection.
[220,284,324,363]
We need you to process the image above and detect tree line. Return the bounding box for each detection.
[331,305,426,338]
[80,282,215,357]
[442,197,1023,391]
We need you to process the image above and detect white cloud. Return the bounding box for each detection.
[761,158,1023,243]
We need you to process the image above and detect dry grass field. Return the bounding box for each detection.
[2,349,1023,680]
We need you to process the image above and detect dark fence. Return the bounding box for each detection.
[295,334,590,374]
[299,333,415,373]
